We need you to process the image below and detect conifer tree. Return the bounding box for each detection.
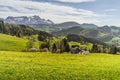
[91,44,98,53]
[110,46,117,54]
[52,43,57,53]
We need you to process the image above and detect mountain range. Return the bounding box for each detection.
[2,15,98,32]
[4,15,54,25]
[1,15,120,46]
[52,26,120,46]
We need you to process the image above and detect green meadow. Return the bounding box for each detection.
[0,34,39,51]
[0,34,27,51]
[0,33,120,80]
[0,51,120,80]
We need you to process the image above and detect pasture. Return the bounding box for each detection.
[0,51,120,80]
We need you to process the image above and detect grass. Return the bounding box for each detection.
[69,41,93,50]
[0,34,40,51]
[0,51,120,80]
[0,34,27,51]
[107,37,120,46]
[98,32,107,37]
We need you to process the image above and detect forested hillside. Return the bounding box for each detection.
[52,26,120,46]
[0,20,37,37]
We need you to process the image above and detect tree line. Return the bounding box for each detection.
[28,33,119,54]
[0,20,37,37]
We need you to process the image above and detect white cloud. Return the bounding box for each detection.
[55,0,96,3]
[0,0,102,24]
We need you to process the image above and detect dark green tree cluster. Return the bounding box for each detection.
[0,20,5,33]
[52,38,70,53]
[91,44,118,54]
[67,34,106,45]
[91,44,99,53]
[26,37,36,50]
[110,45,117,54]
[38,31,53,52]
[40,41,50,50]
[38,31,53,41]
[0,20,37,37]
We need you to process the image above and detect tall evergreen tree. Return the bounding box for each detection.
[65,43,70,52]
[110,46,117,54]
[91,44,99,53]
[52,43,57,53]
[0,20,4,33]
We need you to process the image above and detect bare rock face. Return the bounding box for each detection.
[4,15,54,25]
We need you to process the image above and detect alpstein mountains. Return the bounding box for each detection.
[1,15,120,46]
[4,15,54,25]
[2,15,98,32]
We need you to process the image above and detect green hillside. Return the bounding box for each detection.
[0,51,120,80]
[69,41,93,50]
[0,34,27,51]
[52,26,120,46]
[107,37,120,46]
[0,34,41,51]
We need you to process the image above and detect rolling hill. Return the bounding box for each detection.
[0,33,27,51]
[52,26,120,46]
[0,33,40,51]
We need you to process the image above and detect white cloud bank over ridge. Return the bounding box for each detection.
[0,0,102,24]
[55,0,96,3]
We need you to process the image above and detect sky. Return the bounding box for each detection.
[0,0,120,26]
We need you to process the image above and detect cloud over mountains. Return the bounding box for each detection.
[0,0,119,26]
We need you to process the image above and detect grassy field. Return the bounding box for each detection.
[69,41,93,50]
[0,34,27,51]
[0,34,39,51]
[0,51,120,80]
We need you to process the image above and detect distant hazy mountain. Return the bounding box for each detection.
[0,18,4,21]
[29,21,98,32]
[52,26,99,38]
[2,15,99,32]
[53,22,98,29]
[52,26,120,46]
[98,25,112,34]
[4,15,54,25]
[54,21,81,29]
[52,26,83,36]
[81,23,98,28]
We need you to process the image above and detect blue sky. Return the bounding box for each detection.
[0,0,120,26]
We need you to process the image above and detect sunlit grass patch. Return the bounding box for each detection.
[0,51,120,80]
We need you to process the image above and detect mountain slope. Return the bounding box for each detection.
[80,23,98,28]
[0,33,27,51]
[54,21,80,29]
[52,26,98,37]
[67,34,106,45]
[52,26,84,36]
[52,26,120,46]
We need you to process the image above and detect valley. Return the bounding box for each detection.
[0,0,120,79]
